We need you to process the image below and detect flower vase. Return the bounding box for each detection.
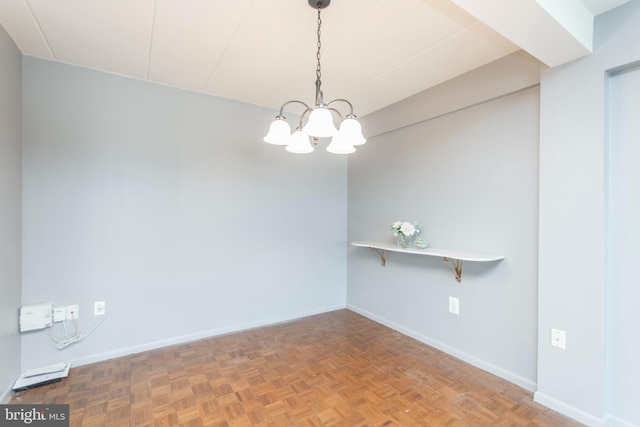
[395,233,413,248]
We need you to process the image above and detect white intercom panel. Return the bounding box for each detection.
[19,303,53,332]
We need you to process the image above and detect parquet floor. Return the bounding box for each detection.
[10,309,583,426]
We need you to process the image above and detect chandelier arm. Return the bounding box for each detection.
[326,107,343,122]
[296,107,314,128]
[278,100,312,117]
[326,99,356,117]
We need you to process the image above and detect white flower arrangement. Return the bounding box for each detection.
[390,221,422,248]
[390,221,421,238]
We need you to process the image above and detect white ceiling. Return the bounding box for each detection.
[0,0,629,117]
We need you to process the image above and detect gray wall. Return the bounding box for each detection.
[606,65,640,427]
[347,53,541,390]
[0,24,22,402]
[536,2,640,426]
[21,57,348,369]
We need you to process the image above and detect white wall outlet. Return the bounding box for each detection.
[94,301,106,316]
[449,296,460,315]
[66,304,79,320]
[53,306,66,322]
[551,328,566,349]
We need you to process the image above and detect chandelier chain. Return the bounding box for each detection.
[316,7,322,84]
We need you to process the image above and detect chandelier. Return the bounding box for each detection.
[263,0,366,154]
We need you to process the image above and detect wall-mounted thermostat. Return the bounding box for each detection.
[19,303,53,332]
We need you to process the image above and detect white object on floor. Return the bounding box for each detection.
[12,362,71,392]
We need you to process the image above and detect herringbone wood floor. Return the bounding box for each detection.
[11,310,582,426]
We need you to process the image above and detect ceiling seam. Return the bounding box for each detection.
[345,25,474,98]
[145,0,158,79]
[200,0,256,92]
[348,20,517,100]
[23,0,55,59]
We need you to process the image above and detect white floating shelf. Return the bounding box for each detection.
[351,241,504,282]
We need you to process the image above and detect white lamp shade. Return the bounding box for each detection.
[286,130,314,154]
[264,119,291,145]
[326,134,356,154]
[302,107,337,138]
[338,118,366,146]
[327,141,356,154]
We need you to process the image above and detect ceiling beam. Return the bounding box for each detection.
[449,0,594,67]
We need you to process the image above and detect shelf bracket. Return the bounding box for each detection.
[443,258,463,282]
[369,247,387,266]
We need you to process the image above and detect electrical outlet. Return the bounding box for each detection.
[551,328,566,349]
[66,305,79,320]
[94,301,106,316]
[449,296,460,315]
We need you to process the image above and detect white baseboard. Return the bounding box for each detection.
[604,414,638,427]
[347,304,537,392]
[69,304,346,368]
[533,392,605,427]
[1,373,21,403]
[1,386,12,403]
